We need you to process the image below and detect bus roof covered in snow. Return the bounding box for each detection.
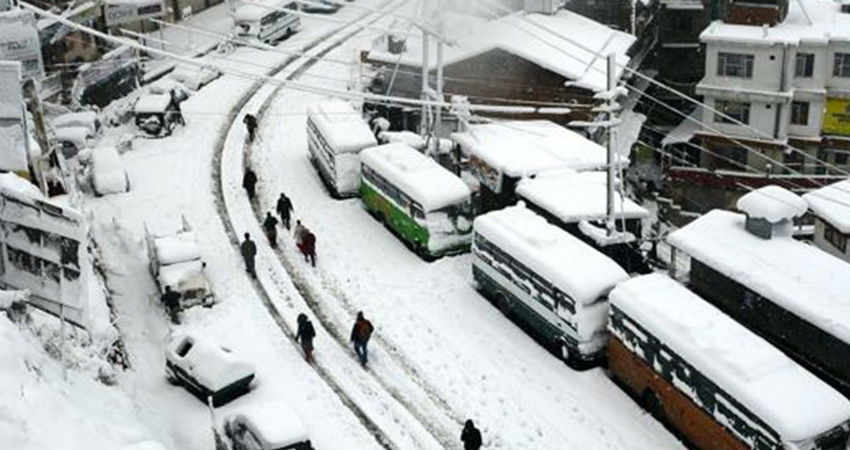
[610,273,850,441]
[474,204,628,305]
[307,99,377,154]
[360,143,470,212]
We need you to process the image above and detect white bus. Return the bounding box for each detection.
[233,0,301,44]
[306,99,377,198]
[472,204,629,366]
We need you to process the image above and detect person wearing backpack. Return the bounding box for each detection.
[350,311,374,367]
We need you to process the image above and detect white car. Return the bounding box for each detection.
[165,334,255,407]
[170,64,220,91]
[224,402,313,450]
[145,217,214,308]
[90,145,129,195]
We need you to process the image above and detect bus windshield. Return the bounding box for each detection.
[427,201,473,235]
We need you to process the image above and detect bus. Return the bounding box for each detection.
[306,99,378,198]
[233,0,301,44]
[471,204,629,366]
[609,273,850,450]
[359,143,473,259]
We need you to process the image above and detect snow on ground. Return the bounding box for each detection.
[79,3,392,449]
[248,22,685,450]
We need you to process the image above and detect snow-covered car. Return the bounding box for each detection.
[170,64,220,91]
[134,94,179,137]
[91,146,129,195]
[51,111,101,135]
[165,334,255,406]
[147,78,191,102]
[52,126,93,158]
[224,402,313,450]
[145,217,213,308]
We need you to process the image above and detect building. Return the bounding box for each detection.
[655,0,709,92]
[667,185,850,397]
[803,178,850,262]
[361,9,636,131]
[665,0,850,215]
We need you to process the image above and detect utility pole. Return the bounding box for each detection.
[433,0,445,153]
[606,52,617,237]
[420,0,430,138]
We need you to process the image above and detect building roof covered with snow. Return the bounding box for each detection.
[366,10,635,93]
[736,185,808,223]
[307,99,377,154]
[700,0,850,45]
[667,209,850,345]
[360,143,470,212]
[517,171,650,223]
[803,178,850,233]
[610,273,850,441]
[452,120,609,177]
[474,204,629,307]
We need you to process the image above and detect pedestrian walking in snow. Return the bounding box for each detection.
[263,212,279,248]
[295,313,316,363]
[170,89,185,126]
[461,420,482,450]
[276,192,293,230]
[294,219,307,253]
[350,311,374,367]
[160,285,181,324]
[241,232,257,278]
[303,229,316,267]
[243,167,258,201]
[243,113,258,143]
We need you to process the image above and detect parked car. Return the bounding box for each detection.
[170,64,220,91]
[134,94,179,137]
[224,402,313,450]
[165,334,255,407]
[51,111,101,135]
[90,145,129,195]
[52,126,93,158]
[145,216,214,308]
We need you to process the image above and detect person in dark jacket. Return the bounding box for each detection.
[350,311,374,366]
[276,192,293,230]
[461,420,482,450]
[263,212,279,248]
[170,89,185,126]
[243,113,258,143]
[303,229,316,267]
[160,285,181,324]
[241,232,257,278]
[243,167,258,201]
[295,313,316,363]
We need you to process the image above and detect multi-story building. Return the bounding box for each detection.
[666,0,850,214]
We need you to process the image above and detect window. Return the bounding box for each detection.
[835,151,849,166]
[791,101,809,125]
[834,53,850,78]
[717,52,754,78]
[795,53,814,77]
[823,220,848,253]
[714,100,751,124]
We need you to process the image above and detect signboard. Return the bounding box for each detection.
[105,0,166,26]
[0,10,45,80]
[823,98,850,137]
[469,154,503,193]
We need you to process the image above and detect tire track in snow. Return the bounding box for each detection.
[213,3,450,449]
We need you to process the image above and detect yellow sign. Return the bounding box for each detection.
[823,98,850,136]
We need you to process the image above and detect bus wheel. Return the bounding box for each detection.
[641,389,663,420]
[495,293,511,317]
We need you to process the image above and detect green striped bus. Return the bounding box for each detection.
[359,143,472,259]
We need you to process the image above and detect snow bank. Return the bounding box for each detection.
[667,210,850,345]
[736,185,807,223]
[517,171,649,223]
[610,274,850,441]
[474,204,628,306]
[91,145,129,195]
[360,143,470,212]
[0,315,153,449]
[452,120,608,178]
[803,178,850,233]
[307,99,376,154]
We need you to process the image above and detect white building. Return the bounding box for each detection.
[695,0,850,174]
[803,178,850,262]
